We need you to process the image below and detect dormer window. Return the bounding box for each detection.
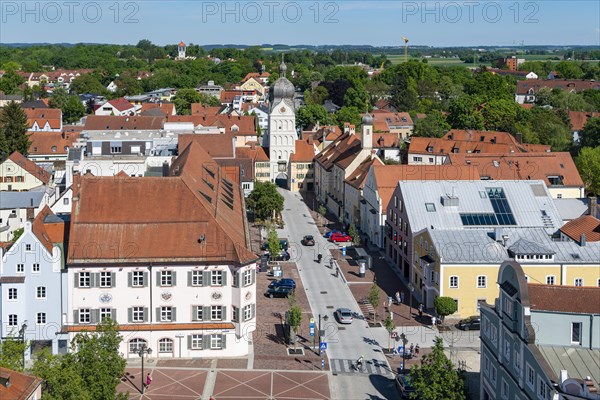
[427,146,433,153]
[547,175,563,186]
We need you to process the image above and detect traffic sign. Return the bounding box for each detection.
[342,246,346,256]
[321,358,325,369]
[319,342,327,351]
[310,318,315,337]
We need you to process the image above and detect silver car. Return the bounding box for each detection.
[335,308,353,324]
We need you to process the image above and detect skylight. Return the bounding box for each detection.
[425,203,436,212]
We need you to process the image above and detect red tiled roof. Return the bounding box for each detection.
[568,111,600,131]
[178,133,235,158]
[140,102,174,116]
[107,97,135,112]
[28,130,80,156]
[178,41,186,47]
[346,156,383,190]
[236,145,269,162]
[560,215,600,242]
[447,152,583,187]
[23,107,62,130]
[0,368,42,399]
[314,132,363,171]
[6,151,51,184]
[242,72,270,82]
[516,79,600,95]
[368,111,413,133]
[32,205,66,253]
[84,115,164,131]
[290,139,315,162]
[528,283,600,314]
[373,133,399,148]
[68,141,256,265]
[191,104,223,116]
[409,132,527,156]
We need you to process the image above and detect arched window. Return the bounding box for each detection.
[158,338,173,353]
[129,338,147,353]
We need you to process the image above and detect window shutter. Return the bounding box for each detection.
[172,271,177,285]
[143,272,148,287]
[187,335,192,350]
[91,273,97,288]
[221,334,227,349]
[74,273,79,288]
[172,307,176,322]
[251,303,256,319]
[203,306,210,321]
[251,268,256,285]
[91,309,99,324]
[233,271,239,288]
[111,309,117,322]
[221,306,226,321]
[187,271,192,286]
[222,271,227,286]
[233,307,239,323]
[156,271,161,285]
[73,310,79,324]
[111,273,116,288]
[203,271,209,286]
[156,308,161,322]
[203,335,210,349]
[143,307,149,322]
[192,306,198,322]
[128,272,132,287]
[128,308,133,323]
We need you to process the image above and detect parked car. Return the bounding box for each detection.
[395,374,415,399]
[264,286,295,298]
[324,230,341,238]
[457,316,481,331]
[334,308,353,324]
[268,278,296,289]
[330,232,352,243]
[301,235,315,246]
[260,238,289,251]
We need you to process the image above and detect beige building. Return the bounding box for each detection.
[288,139,316,192]
[0,152,51,191]
[343,156,382,227]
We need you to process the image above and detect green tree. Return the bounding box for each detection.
[48,87,69,109]
[343,86,370,109]
[0,69,26,95]
[579,117,600,149]
[11,227,24,241]
[0,334,28,372]
[434,297,458,325]
[306,86,329,105]
[62,95,86,124]
[526,108,571,151]
[390,74,419,112]
[246,181,284,221]
[173,88,201,115]
[31,349,91,400]
[335,106,361,129]
[447,95,484,130]
[576,146,600,195]
[318,204,327,228]
[114,75,143,97]
[296,104,331,129]
[368,281,381,323]
[69,318,126,400]
[0,101,31,155]
[409,337,465,400]
[69,74,106,94]
[481,98,522,133]
[287,296,303,351]
[348,223,361,246]
[267,226,282,260]
[413,110,451,138]
[383,314,395,352]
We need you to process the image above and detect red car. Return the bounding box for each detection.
[330,232,352,243]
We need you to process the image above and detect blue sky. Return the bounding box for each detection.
[1,1,598,46]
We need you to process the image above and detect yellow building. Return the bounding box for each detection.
[413,228,600,318]
[288,139,315,192]
[0,152,51,191]
[240,77,266,97]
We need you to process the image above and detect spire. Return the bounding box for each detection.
[279,53,287,78]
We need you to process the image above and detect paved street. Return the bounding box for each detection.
[278,190,398,399]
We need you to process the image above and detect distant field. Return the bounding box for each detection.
[387,55,490,67]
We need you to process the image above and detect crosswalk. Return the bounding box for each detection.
[329,358,392,376]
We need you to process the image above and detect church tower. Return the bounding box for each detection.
[177,41,186,59]
[267,56,297,185]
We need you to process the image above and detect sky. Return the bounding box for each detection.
[0,1,599,46]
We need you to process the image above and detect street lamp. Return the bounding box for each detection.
[136,344,152,394]
[18,321,27,370]
[399,333,408,374]
[408,283,415,319]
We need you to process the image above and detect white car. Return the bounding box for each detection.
[334,308,353,324]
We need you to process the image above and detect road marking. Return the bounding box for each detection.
[329,359,392,376]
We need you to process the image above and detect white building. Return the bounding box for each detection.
[266,60,298,184]
[66,141,258,358]
[0,190,48,242]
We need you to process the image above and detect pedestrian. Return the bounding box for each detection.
[418,303,424,318]
[395,291,401,305]
[431,316,437,327]
[146,372,152,388]
[409,343,414,354]
[388,296,393,308]
[415,344,420,356]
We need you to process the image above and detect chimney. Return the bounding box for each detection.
[250,142,256,150]
[515,132,523,144]
[494,227,503,243]
[307,136,314,145]
[580,234,586,247]
[588,196,598,218]
[0,371,11,388]
[162,161,169,177]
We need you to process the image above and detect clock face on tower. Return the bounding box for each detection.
[279,106,286,113]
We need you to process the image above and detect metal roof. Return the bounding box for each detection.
[537,345,600,394]
[0,191,45,210]
[553,198,589,221]
[399,180,563,235]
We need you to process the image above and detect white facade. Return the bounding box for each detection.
[360,168,386,248]
[94,102,135,116]
[67,263,257,358]
[268,99,297,181]
[407,152,447,165]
